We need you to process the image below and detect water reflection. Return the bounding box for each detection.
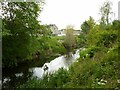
[15,73,23,77]
[30,49,80,78]
[2,49,80,88]
[2,66,33,88]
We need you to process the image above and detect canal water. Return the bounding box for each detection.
[29,49,80,79]
[2,49,80,89]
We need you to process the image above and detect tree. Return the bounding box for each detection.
[81,21,90,34]
[99,0,113,25]
[81,16,95,34]
[2,2,44,67]
[112,20,120,30]
[87,16,95,30]
[79,17,95,47]
[63,25,76,53]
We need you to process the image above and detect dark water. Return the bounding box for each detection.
[2,49,80,89]
[2,60,41,88]
[2,58,49,89]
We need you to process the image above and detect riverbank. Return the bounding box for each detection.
[18,45,119,89]
[2,48,79,89]
[17,28,119,89]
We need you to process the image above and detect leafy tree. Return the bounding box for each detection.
[63,25,76,52]
[2,2,42,35]
[77,32,87,48]
[112,20,120,30]
[87,16,95,30]
[81,16,95,34]
[2,2,44,67]
[79,17,95,47]
[81,21,90,34]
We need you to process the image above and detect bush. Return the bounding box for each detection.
[87,29,118,48]
[96,30,118,48]
[18,68,70,88]
[80,46,101,59]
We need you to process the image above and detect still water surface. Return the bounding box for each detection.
[2,49,80,88]
[29,49,80,78]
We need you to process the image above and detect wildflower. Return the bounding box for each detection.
[101,79,107,83]
[104,80,107,83]
[117,80,120,83]
[98,82,105,85]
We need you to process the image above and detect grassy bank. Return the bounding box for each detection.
[17,28,119,89]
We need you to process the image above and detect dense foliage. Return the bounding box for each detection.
[2,2,66,67]
[2,2,42,67]
[18,19,119,88]
[2,1,120,89]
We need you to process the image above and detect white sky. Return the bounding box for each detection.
[38,0,119,30]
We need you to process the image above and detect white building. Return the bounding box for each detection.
[47,24,81,36]
[58,29,81,36]
[73,30,81,35]
[58,29,66,36]
[48,24,59,36]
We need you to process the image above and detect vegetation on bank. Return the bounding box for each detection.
[2,0,120,89]
[18,22,119,88]
[2,2,66,68]
[17,0,120,88]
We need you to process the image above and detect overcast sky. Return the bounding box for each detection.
[38,0,119,30]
